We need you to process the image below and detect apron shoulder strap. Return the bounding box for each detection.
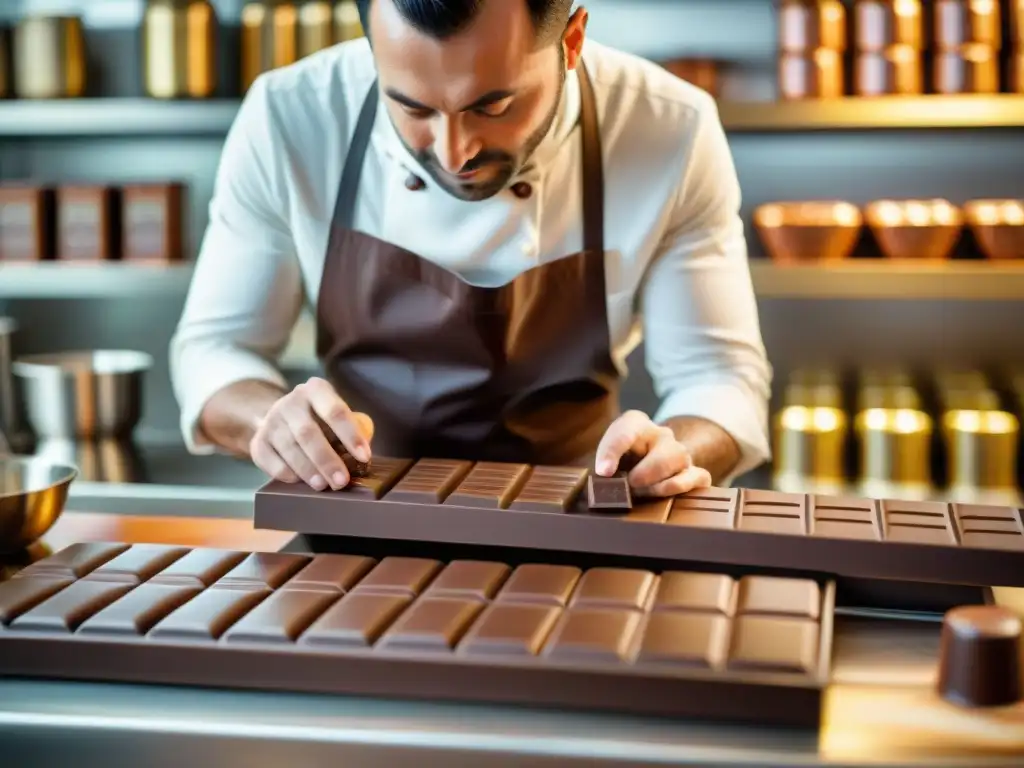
[576,61,604,257]
[332,80,380,231]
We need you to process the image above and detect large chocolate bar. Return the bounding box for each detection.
[0,543,835,728]
[254,458,1024,588]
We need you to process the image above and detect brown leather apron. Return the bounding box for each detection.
[314,61,620,468]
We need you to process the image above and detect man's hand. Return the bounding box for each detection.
[594,410,712,497]
[249,377,374,492]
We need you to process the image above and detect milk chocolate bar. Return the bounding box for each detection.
[254,458,1024,588]
[121,183,185,262]
[0,543,835,728]
[56,185,121,260]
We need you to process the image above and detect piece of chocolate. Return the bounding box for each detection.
[635,612,730,669]
[445,462,530,508]
[508,466,588,513]
[149,549,248,587]
[495,564,581,606]
[340,451,370,478]
[738,490,808,536]
[351,557,441,596]
[810,496,881,541]
[727,617,820,674]
[587,474,632,510]
[880,500,957,546]
[282,554,377,592]
[149,587,269,640]
[0,577,74,625]
[457,603,562,657]
[651,572,736,615]
[377,597,484,653]
[568,568,655,611]
[7,580,134,633]
[14,542,130,580]
[423,560,511,601]
[735,576,821,619]
[667,488,739,529]
[77,583,201,636]
[81,545,190,584]
[342,457,413,499]
[951,504,1024,551]
[214,552,310,590]
[300,592,411,648]
[937,605,1022,708]
[384,458,473,504]
[542,609,642,663]
[223,589,339,645]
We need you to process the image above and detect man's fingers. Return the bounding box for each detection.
[594,410,656,476]
[627,434,691,488]
[636,465,713,498]
[268,430,328,490]
[250,438,299,484]
[303,379,371,463]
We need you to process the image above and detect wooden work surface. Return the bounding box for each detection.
[9,508,1024,762]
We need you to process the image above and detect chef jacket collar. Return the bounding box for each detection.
[373,65,582,193]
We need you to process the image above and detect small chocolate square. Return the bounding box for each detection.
[587,475,632,510]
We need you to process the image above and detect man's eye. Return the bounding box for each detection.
[476,100,512,118]
[403,106,433,119]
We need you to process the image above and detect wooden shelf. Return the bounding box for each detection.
[4,260,1024,301]
[2,95,1024,138]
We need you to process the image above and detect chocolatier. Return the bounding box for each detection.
[169,0,773,527]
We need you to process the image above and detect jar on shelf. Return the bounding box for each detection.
[854,0,923,50]
[779,48,844,99]
[142,0,218,99]
[854,44,922,95]
[12,15,87,99]
[777,0,846,100]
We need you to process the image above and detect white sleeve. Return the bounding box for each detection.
[641,96,773,483]
[169,76,305,454]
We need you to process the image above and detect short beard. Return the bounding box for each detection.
[395,54,567,202]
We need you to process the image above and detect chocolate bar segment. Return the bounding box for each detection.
[457,603,562,657]
[445,462,530,508]
[810,495,881,540]
[15,542,129,580]
[377,597,484,652]
[880,500,959,545]
[215,552,310,589]
[343,457,414,499]
[739,490,808,535]
[736,576,821,619]
[384,459,473,503]
[81,545,190,584]
[300,592,411,648]
[508,466,588,513]
[423,560,511,600]
[283,554,377,592]
[149,549,248,587]
[7,580,134,633]
[651,572,736,614]
[149,586,269,640]
[952,504,1024,551]
[728,617,819,674]
[0,577,74,625]
[351,557,442,596]
[587,474,632,510]
[224,589,339,644]
[77,583,201,637]
[635,612,730,669]
[495,564,581,606]
[568,567,656,611]
[619,499,671,524]
[542,609,643,663]
[668,488,739,529]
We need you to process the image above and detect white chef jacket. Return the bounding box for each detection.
[169,37,773,480]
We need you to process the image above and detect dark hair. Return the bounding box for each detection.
[356,0,573,41]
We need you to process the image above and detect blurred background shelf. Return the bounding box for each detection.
[5,261,1024,301]
[4,95,1024,138]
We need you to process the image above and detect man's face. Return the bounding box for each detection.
[368,0,577,202]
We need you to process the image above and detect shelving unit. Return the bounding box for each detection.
[4,94,1024,137]
[6,260,1024,301]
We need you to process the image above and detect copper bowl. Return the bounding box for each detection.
[963,200,1024,260]
[864,199,964,260]
[754,201,862,263]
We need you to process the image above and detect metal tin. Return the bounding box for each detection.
[13,15,87,99]
[0,184,56,262]
[855,407,933,490]
[772,405,848,489]
[854,45,922,95]
[335,0,364,42]
[56,185,120,261]
[142,0,218,99]
[778,0,847,53]
[121,183,186,262]
[298,0,333,57]
[934,0,1002,50]
[933,44,999,93]
[778,49,844,99]
[855,0,923,51]
[241,1,299,92]
[942,409,1020,491]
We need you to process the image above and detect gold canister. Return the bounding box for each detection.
[772,405,848,487]
[142,0,218,99]
[942,409,1020,491]
[13,15,86,99]
[241,1,299,92]
[855,407,933,491]
[335,0,364,42]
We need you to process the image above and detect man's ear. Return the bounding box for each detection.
[562,7,588,70]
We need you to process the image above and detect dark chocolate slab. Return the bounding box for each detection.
[587,475,632,510]
[254,456,1024,587]
[0,544,835,729]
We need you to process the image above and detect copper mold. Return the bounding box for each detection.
[864,199,964,260]
[963,199,1024,260]
[754,201,863,262]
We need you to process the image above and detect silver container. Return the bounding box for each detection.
[13,350,152,440]
[0,455,77,554]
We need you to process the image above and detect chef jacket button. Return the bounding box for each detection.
[510,182,533,199]
[405,174,425,191]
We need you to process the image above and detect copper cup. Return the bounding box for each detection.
[754,201,862,262]
[963,200,1024,260]
[778,0,847,53]
[855,0,923,50]
[933,43,1000,94]
[778,49,844,99]
[865,199,964,260]
[854,45,923,95]
[934,0,1002,49]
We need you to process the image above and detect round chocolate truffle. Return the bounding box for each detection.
[937,605,1022,708]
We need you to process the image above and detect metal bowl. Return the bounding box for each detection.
[864,199,964,260]
[754,201,862,263]
[0,455,77,554]
[13,349,153,439]
[963,199,1024,260]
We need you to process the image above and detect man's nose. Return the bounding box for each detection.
[433,115,477,174]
